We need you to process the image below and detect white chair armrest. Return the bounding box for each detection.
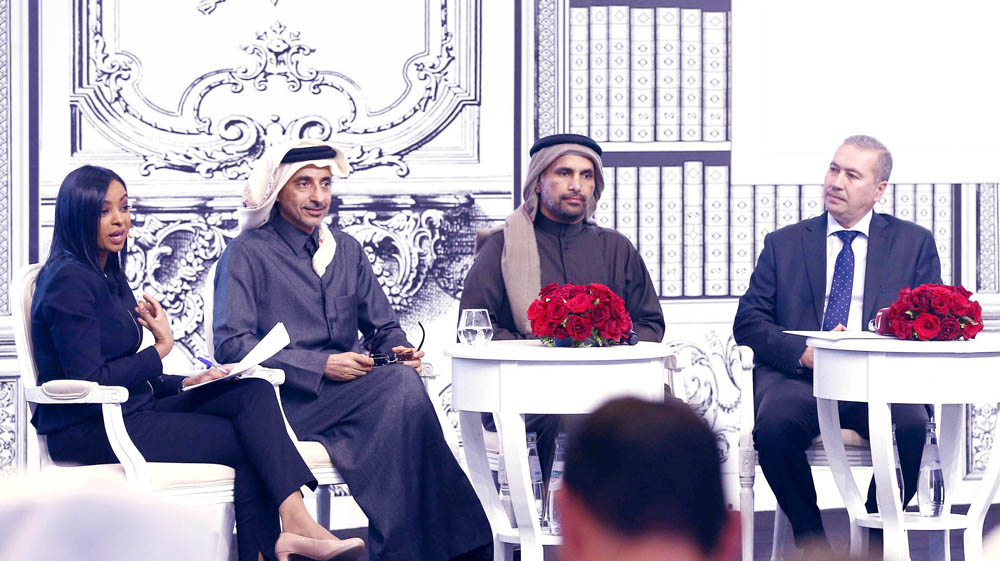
[25,380,129,404]
[418,361,436,381]
[248,367,285,385]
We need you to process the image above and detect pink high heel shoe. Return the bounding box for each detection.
[274,532,365,561]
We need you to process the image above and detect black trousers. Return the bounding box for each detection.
[753,375,928,547]
[47,378,317,561]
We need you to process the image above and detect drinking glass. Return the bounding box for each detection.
[458,309,494,346]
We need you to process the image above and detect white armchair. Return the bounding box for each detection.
[12,264,238,561]
[737,345,873,561]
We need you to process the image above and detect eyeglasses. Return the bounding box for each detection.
[370,322,425,367]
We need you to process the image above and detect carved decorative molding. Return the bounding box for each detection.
[665,331,743,463]
[0,0,11,316]
[978,185,998,293]
[73,0,481,179]
[535,0,558,138]
[339,209,444,310]
[124,196,474,363]
[0,380,16,475]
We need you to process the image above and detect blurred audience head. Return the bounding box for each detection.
[0,471,221,560]
[557,397,737,561]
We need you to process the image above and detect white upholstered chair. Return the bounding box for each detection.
[737,345,873,561]
[202,261,348,529]
[12,264,238,561]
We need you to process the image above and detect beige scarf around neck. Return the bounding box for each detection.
[475,143,605,335]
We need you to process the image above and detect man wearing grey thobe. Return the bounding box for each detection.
[213,140,492,561]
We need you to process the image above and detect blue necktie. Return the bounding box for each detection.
[822,230,861,331]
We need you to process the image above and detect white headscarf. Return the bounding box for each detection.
[238,139,351,276]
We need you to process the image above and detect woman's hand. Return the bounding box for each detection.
[181,365,233,389]
[392,346,424,374]
[136,293,174,359]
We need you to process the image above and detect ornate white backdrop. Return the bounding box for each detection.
[2,0,999,513]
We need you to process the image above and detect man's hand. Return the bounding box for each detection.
[182,365,232,388]
[800,324,845,370]
[325,352,374,381]
[392,346,425,374]
[799,347,814,370]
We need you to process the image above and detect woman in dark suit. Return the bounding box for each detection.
[30,165,363,561]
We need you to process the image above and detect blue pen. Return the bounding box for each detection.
[197,356,218,369]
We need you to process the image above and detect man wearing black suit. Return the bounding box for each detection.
[733,135,942,550]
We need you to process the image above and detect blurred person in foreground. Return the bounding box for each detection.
[556,397,738,561]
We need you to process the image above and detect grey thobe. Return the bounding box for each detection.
[214,212,491,561]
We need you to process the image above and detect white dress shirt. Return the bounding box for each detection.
[823,210,873,331]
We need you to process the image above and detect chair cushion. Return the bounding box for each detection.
[296,441,334,469]
[44,462,235,492]
[812,429,868,447]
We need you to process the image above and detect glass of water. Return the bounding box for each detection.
[459,309,494,346]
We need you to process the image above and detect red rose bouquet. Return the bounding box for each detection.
[875,284,984,341]
[527,282,633,347]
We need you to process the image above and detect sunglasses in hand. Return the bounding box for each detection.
[369,322,425,367]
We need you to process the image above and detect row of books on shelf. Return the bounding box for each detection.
[593,165,955,297]
[569,6,729,144]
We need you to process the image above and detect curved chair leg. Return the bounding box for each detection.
[771,505,789,561]
[848,522,869,559]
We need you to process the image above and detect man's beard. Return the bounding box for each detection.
[541,194,587,222]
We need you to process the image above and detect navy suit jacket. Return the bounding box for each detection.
[733,212,942,408]
[30,253,184,434]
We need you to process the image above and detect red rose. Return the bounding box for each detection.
[938,316,962,340]
[540,282,561,299]
[610,296,627,318]
[910,286,933,311]
[952,285,973,299]
[587,282,612,295]
[552,323,569,339]
[597,318,621,340]
[969,301,983,323]
[892,318,915,340]
[565,315,593,340]
[527,299,547,321]
[547,299,569,322]
[530,318,548,337]
[588,304,612,326]
[927,286,951,314]
[896,287,912,302]
[963,319,984,339]
[949,292,972,316]
[912,312,941,340]
[566,293,593,314]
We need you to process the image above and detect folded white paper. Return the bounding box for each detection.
[784,330,886,341]
[182,322,290,391]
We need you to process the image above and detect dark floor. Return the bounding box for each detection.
[752,504,1000,561]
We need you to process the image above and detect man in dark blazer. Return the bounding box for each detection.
[733,135,942,551]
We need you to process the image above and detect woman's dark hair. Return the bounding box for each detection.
[46,165,128,273]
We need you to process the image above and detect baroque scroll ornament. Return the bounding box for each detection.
[76,0,479,178]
